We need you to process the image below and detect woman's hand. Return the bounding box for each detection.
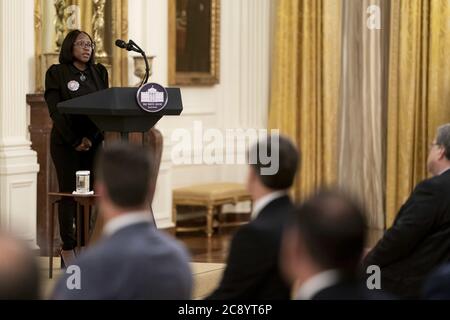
[81,137,92,149]
[75,143,88,152]
[75,137,93,152]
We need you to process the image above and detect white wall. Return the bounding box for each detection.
[128,0,273,227]
[0,0,39,245]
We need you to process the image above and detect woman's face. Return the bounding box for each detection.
[72,33,93,64]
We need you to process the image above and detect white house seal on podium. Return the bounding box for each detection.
[136,83,169,113]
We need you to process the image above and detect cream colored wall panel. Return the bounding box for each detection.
[0,0,39,246]
[8,179,37,241]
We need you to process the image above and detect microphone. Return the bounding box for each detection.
[115,39,127,49]
[115,39,140,53]
[115,39,150,86]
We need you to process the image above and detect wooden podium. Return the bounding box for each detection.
[26,93,165,256]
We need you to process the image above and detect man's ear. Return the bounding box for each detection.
[249,166,255,181]
[281,227,302,283]
[95,181,105,197]
[246,165,257,188]
[439,147,447,160]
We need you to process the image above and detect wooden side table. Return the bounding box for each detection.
[173,183,252,238]
[47,192,99,278]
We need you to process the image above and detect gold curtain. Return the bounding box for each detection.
[386,0,450,226]
[338,0,390,229]
[269,0,342,200]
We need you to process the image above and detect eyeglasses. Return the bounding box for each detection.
[429,142,441,150]
[74,41,95,50]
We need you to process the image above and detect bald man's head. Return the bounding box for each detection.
[0,233,39,300]
[293,191,367,273]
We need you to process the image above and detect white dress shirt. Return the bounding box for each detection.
[251,191,287,220]
[295,270,341,300]
[103,211,152,237]
[439,167,450,176]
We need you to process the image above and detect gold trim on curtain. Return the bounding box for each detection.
[269,0,342,200]
[386,0,450,227]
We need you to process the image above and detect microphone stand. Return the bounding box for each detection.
[113,39,157,228]
[127,41,156,228]
[128,40,150,87]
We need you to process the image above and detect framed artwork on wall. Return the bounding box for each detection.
[168,0,220,86]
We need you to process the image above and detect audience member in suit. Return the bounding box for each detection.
[282,191,391,300]
[207,135,300,299]
[0,232,40,300]
[423,264,450,299]
[52,143,192,300]
[364,124,450,298]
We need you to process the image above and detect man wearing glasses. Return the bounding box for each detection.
[364,124,450,298]
[45,30,108,266]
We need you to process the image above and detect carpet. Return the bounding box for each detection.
[39,258,224,299]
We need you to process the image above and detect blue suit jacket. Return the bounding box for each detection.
[423,264,450,299]
[52,222,192,300]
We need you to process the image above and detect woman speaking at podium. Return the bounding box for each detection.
[44,30,109,266]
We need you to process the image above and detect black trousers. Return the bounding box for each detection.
[50,140,99,250]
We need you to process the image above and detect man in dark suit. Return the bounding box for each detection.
[282,191,391,300]
[52,143,192,300]
[207,135,300,299]
[364,124,450,298]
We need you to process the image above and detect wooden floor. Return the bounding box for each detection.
[44,209,384,265]
[175,225,385,264]
[177,231,235,263]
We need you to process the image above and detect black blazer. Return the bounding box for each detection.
[44,63,108,148]
[364,169,450,298]
[207,195,294,300]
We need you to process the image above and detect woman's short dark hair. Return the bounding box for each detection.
[59,30,95,64]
